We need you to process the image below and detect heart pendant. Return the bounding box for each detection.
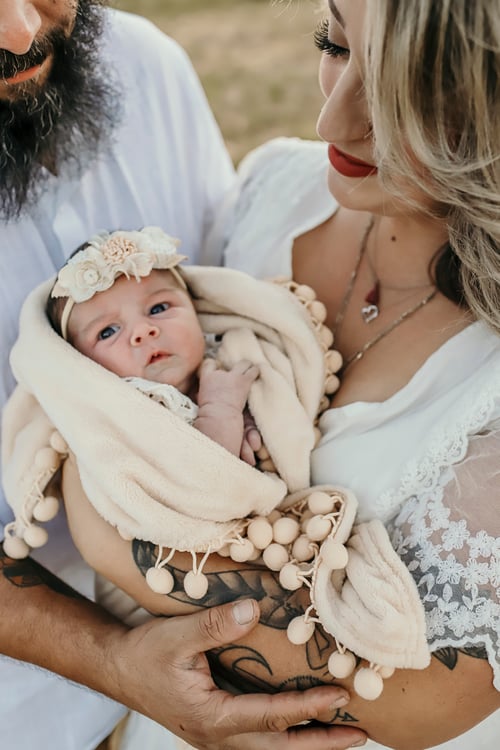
[361,304,379,323]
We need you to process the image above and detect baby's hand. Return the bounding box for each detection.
[197,359,259,413]
[240,408,262,466]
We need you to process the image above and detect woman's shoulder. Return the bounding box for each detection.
[234,137,332,228]
[235,137,331,211]
[237,136,329,183]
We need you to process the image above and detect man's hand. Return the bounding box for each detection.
[111,599,366,750]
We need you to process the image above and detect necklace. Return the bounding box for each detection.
[334,216,438,371]
[362,223,436,324]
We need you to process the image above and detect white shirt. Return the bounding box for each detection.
[0,9,234,750]
[205,136,500,750]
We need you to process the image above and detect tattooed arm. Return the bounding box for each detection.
[65,472,500,750]
[0,544,366,750]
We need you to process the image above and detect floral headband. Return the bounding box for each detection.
[51,226,187,340]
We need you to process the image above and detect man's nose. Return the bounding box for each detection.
[0,1,42,55]
[130,322,160,346]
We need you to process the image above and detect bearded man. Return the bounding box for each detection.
[0,3,358,750]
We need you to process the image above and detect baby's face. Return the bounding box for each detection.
[68,270,205,393]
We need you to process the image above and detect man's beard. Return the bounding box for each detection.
[0,0,121,221]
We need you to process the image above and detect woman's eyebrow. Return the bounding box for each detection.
[328,0,346,29]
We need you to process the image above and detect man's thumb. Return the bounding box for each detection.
[184,599,260,652]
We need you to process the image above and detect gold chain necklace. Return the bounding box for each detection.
[334,217,437,372]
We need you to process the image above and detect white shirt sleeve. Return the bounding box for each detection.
[388,422,500,690]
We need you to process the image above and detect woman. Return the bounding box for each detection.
[18,1,500,748]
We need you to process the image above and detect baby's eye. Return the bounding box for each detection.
[98,324,120,341]
[150,302,170,315]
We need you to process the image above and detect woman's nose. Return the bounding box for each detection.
[316,57,370,144]
[0,1,42,55]
[130,322,160,346]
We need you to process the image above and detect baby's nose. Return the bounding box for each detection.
[131,322,159,345]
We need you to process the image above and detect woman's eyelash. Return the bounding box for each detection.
[313,19,349,59]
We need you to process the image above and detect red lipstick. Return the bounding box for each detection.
[328,144,377,178]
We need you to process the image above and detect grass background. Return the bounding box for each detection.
[112,0,325,163]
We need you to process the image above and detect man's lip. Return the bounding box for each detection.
[3,65,43,85]
[328,144,377,178]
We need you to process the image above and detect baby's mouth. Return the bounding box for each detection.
[148,351,169,365]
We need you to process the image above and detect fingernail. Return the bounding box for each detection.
[349,740,366,748]
[233,599,255,625]
[331,694,349,709]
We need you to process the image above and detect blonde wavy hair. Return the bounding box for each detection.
[363,0,500,331]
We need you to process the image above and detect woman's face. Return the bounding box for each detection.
[316,0,432,216]
[316,0,378,210]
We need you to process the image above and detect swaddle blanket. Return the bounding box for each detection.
[2,264,430,698]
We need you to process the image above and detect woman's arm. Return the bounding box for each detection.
[65,458,500,750]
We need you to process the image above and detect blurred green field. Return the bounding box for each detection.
[113,0,325,163]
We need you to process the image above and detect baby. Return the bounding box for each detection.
[46,227,261,465]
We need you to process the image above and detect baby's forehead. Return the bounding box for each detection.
[128,268,185,293]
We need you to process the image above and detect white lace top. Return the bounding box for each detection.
[204,137,500,750]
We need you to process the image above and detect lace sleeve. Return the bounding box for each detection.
[388,423,500,690]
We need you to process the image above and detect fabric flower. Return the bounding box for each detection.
[53,246,114,302]
[51,226,185,303]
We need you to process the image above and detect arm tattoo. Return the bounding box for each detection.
[133,539,360,722]
[433,645,488,670]
[0,546,83,599]
[207,645,359,723]
[132,539,304,628]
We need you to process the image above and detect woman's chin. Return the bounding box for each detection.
[326,168,387,212]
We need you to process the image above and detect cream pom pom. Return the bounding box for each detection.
[287,615,315,645]
[2,535,30,559]
[378,665,395,679]
[279,562,303,591]
[328,650,356,679]
[262,543,289,571]
[319,327,334,349]
[23,525,49,548]
[33,496,60,522]
[291,534,315,562]
[307,491,335,515]
[353,668,384,701]
[318,395,331,413]
[184,571,209,600]
[146,567,174,594]
[306,515,332,542]
[308,300,327,323]
[247,517,273,550]
[325,349,343,373]
[272,517,300,545]
[230,538,256,563]
[320,538,349,569]
[294,284,316,301]
[325,374,340,395]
